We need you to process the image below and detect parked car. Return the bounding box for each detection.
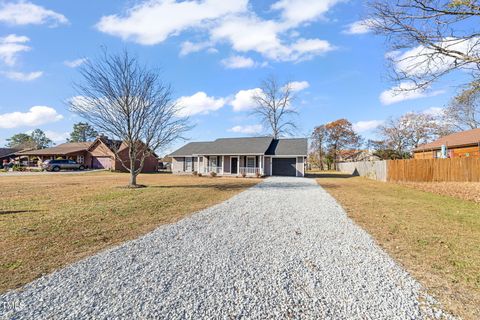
[42,159,85,172]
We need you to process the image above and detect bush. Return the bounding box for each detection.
[241,172,247,178]
[198,173,203,177]
[192,171,198,176]
[210,171,217,177]
[12,164,26,172]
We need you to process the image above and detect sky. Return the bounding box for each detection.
[0,0,466,155]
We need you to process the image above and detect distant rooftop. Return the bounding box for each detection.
[414,128,480,151]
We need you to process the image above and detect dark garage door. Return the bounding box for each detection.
[272,158,296,176]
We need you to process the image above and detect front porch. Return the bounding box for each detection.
[194,155,269,176]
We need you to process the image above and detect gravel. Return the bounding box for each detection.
[1,177,451,319]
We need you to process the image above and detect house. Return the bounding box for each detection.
[169,137,308,177]
[0,148,22,165]
[17,137,158,172]
[337,150,381,162]
[413,128,480,159]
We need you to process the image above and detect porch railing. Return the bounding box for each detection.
[239,167,261,175]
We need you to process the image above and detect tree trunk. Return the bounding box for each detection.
[130,172,137,186]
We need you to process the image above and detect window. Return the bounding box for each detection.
[77,155,84,164]
[209,157,217,168]
[185,157,193,171]
[247,156,255,168]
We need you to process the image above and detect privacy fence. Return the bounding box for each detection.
[338,158,480,182]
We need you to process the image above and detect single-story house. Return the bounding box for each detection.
[17,137,158,172]
[169,137,308,177]
[414,128,480,159]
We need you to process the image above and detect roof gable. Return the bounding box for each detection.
[266,138,308,156]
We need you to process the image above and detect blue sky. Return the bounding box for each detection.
[0,0,462,154]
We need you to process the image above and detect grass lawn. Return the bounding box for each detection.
[0,172,259,293]
[313,172,480,320]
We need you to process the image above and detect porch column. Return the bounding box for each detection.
[197,156,200,173]
[261,156,264,175]
[221,156,224,175]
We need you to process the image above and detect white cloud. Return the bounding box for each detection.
[228,124,263,134]
[230,88,262,111]
[344,19,373,35]
[96,0,248,45]
[64,58,87,68]
[380,82,445,105]
[179,41,214,56]
[210,16,334,62]
[96,0,338,63]
[2,70,43,81]
[353,120,384,133]
[44,130,70,143]
[288,80,310,92]
[271,0,345,25]
[176,91,226,117]
[0,34,30,66]
[0,1,68,26]
[0,106,63,129]
[422,107,444,117]
[221,55,256,69]
[393,37,480,78]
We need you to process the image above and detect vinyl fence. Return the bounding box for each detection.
[387,158,480,182]
[338,158,480,182]
[337,161,388,182]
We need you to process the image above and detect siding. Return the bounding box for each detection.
[224,156,231,173]
[172,157,185,173]
[264,157,271,176]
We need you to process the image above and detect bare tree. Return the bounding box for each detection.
[368,0,480,90]
[377,111,441,157]
[252,76,298,138]
[443,81,480,130]
[70,50,190,187]
[311,124,328,170]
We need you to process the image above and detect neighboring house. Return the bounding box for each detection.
[17,137,158,172]
[338,150,381,162]
[414,128,480,159]
[169,137,308,177]
[0,148,22,164]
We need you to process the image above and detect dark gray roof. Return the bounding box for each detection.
[170,137,307,156]
[266,138,308,156]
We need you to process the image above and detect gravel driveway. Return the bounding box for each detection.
[1,177,448,319]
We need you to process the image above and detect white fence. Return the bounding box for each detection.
[337,161,388,182]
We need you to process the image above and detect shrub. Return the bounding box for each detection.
[241,172,247,178]
[192,171,198,176]
[12,165,26,172]
[198,173,203,177]
[210,171,217,177]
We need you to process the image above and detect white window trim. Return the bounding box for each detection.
[77,155,85,164]
[246,156,256,168]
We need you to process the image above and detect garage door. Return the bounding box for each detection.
[92,157,113,169]
[272,158,296,176]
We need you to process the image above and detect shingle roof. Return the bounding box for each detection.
[0,148,22,158]
[265,138,308,156]
[414,128,480,151]
[17,142,91,155]
[170,137,308,156]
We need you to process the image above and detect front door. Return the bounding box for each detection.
[231,157,238,174]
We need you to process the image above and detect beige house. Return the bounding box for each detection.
[170,137,308,177]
